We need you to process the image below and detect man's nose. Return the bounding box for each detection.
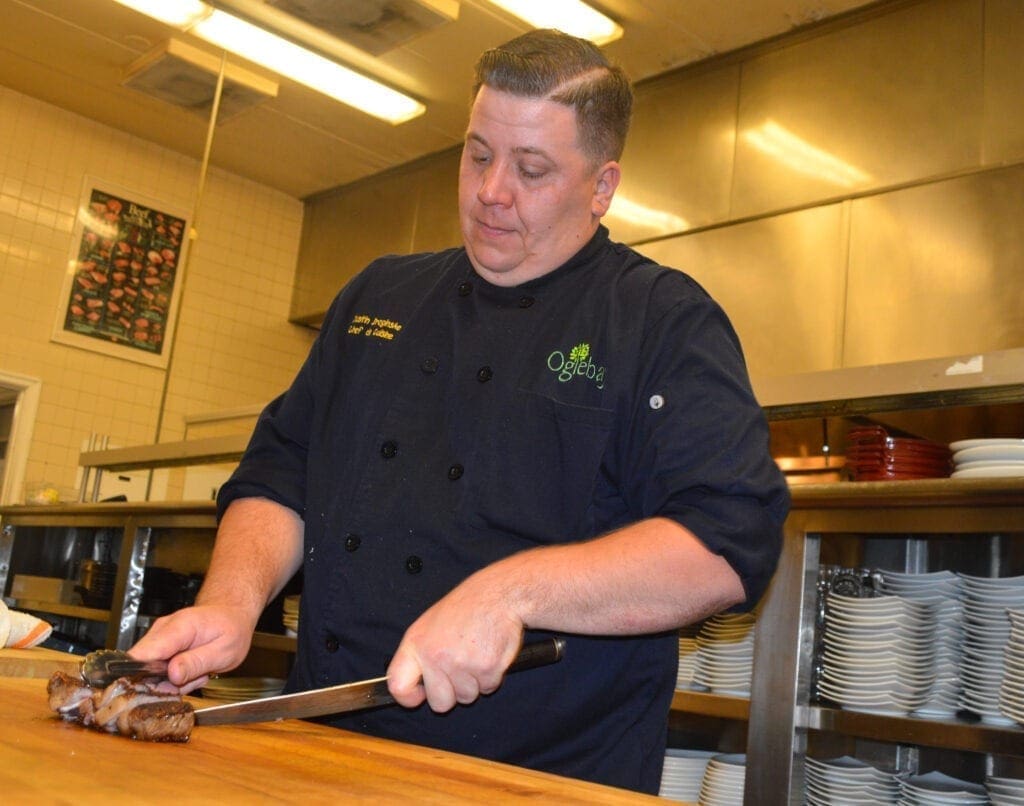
[478,164,513,206]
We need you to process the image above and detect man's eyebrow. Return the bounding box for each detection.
[464,131,552,160]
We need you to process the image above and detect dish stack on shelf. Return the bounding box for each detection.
[676,624,701,690]
[816,593,937,715]
[697,753,746,806]
[897,771,988,805]
[986,774,1024,805]
[201,676,287,703]
[957,574,1024,725]
[804,756,899,805]
[876,570,964,718]
[950,438,1024,479]
[845,426,951,481]
[689,612,757,697]
[997,608,1024,726]
[658,748,714,802]
[282,594,300,637]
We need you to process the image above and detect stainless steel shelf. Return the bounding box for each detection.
[671,689,750,721]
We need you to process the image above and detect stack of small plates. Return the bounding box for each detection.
[950,438,1024,479]
[986,775,1024,805]
[876,570,964,718]
[283,594,300,637]
[690,613,757,697]
[676,625,701,690]
[958,574,1024,724]
[897,771,987,805]
[698,753,746,806]
[659,748,715,802]
[201,676,287,703]
[805,755,899,804]
[998,608,1024,726]
[846,426,951,481]
[817,593,937,715]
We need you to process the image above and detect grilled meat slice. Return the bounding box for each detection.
[46,671,96,724]
[124,700,194,742]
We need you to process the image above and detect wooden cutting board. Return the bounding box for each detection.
[0,677,668,804]
[0,647,80,678]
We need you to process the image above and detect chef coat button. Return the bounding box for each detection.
[344,533,361,552]
[447,463,464,481]
[518,295,534,308]
[381,440,398,459]
[325,635,340,653]
[405,555,423,574]
[421,356,439,373]
[476,366,493,383]
[457,281,473,297]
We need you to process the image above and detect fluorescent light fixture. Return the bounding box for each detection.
[742,120,871,187]
[111,0,425,124]
[486,0,623,46]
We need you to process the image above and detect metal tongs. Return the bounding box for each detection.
[81,649,170,688]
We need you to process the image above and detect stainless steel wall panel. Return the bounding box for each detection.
[610,65,740,243]
[844,164,1024,366]
[731,0,984,218]
[983,0,1024,165]
[409,149,462,254]
[640,203,848,378]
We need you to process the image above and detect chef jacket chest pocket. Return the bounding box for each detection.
[476,390,616,543]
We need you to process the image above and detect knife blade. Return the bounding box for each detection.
[194,636,565,726]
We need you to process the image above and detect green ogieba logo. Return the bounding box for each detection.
[547,342,606,390]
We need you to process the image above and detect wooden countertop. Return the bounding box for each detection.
[0,677,664,804]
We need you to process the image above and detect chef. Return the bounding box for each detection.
[131,28,789,794]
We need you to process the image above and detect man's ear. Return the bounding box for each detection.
[592,161,621,218]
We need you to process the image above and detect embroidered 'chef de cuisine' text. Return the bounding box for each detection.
[547,342,605,390]
[347,314,403,341]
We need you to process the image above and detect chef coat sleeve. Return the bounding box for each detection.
[215,286,349,523]
[623,278,789,609]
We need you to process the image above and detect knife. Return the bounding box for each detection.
[193,637,566,726]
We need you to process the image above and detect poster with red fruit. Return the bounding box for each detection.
[52,177,190,368]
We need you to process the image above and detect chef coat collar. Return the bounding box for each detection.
[466,225,610,302]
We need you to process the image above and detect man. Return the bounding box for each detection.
[132,29,789,794]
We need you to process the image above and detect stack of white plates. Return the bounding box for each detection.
[659,748,715,802]
[958,574,1024,724]
[201,676,287,703]
[698,753,746,806]
[986,775,1024,805]
[283,594,300,637]
[876,570,964,718]
[817,593,936,715]
[998,608,1024,726]
[676,625,701,690]
[950,438,1024,479]
[897,771,987,805]
[805,755,899,804]
[691,613,757,697]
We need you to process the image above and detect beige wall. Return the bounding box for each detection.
[0,85,315,501]
[291,0,1024,382]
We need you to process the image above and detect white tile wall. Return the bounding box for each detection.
[0,85,315,500]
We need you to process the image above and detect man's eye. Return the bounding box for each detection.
[520,167,545,180]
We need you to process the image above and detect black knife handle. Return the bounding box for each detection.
[508,637,565,674]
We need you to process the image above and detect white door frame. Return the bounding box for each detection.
[0,370,41,506]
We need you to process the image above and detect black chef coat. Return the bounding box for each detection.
[218,225,789,793]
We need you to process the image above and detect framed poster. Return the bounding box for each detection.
[51,177,190,369]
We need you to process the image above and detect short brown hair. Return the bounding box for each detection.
[472,29,633,165]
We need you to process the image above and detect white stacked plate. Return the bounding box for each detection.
[283,594,300,637]
[690,613,757,697]
[805,755,900,805]
[950,438,1024,479]
[201,676,287,703]
[698,753,746,806]
[818,593,937,716]
[898,771,987,805]
[998,608,1024,726]
[659,748,715,802]
[957,574,1024,724]
[986,774,1024,806]
[677,625,701,690]
[876,570,964,718]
